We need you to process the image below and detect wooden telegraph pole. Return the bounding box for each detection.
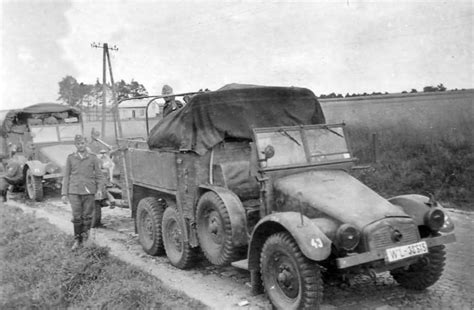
[91,42,120,139]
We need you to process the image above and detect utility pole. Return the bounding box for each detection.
[91,42,119,139]
[105,47,123,138]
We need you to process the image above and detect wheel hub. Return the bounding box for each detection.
[277,265,294,287]
[274,260,298,298]
[206,211,223,243]
[144,217,154,237]
[170,224,182,249]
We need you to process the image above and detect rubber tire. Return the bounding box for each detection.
[25,169,43,201]
[136,197,165,256]
[260,232,323,310]
[162,206,197,269]
[196,191,235,266]
[390,244,446,290]
[91,201,102,228]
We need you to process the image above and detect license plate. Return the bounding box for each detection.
[385,241,428,263]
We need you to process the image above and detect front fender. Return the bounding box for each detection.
[248,212,332,271]
[25,160,47,177]
[388,195,430,226]
[199,185,248,247]
[389,194,454,232]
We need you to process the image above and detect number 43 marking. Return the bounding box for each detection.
[311,238,323,248]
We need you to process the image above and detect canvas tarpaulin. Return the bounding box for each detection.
[0,103,81,136]
[147,85,325,155]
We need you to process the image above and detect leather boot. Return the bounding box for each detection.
[72,223,83,250]
[82,219,92,245]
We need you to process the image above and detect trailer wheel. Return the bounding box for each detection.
[136,197,165,256]
[260,232,323,310]
[162,206,197,269]
[196,191,235,266]
[25,168,43,201]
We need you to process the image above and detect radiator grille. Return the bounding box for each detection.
[365,219,420,250]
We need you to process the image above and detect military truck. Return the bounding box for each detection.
[121,85,456,309]
[0,103,83,201]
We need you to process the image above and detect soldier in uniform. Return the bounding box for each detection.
[61,135,105,250]
[162,84,183,117]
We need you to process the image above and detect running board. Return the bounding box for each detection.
[231,259,248,271]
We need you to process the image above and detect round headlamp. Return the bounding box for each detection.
[46,163,59,174]
[336,224,360,251]
[424,208,445,232]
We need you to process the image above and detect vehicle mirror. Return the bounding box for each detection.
[262,145,275,160]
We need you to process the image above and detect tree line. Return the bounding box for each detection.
[318,83,467,99]
[57,76,148,108]
[58,76,466,105]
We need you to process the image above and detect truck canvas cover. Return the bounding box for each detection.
[147,85,326,155]
[0,103,81,136]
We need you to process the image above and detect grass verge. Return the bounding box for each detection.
[348,123,473,210]
[0,203,207,309]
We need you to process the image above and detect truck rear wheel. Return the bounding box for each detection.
[260,232,323,310]
[136,197,165,256]
[196,191,235,266]
[162,206,197,269]
[25,168,43,201]
[390,244,446,290]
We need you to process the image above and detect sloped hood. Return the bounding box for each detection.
[39,144,76,171]
[274,170,408,228]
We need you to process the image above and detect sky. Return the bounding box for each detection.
[1,0,472,110]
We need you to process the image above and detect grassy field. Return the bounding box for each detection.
[0,204,207,309]
[320,90,473,209]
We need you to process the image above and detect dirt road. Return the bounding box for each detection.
[5,191,473,310]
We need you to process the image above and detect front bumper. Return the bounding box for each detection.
[336,233,456,269]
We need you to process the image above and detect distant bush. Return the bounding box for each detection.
[423,83,447,92]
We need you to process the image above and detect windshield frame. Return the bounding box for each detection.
[253,123,355,171]
[29,123,83,144]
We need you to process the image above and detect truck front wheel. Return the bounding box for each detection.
[196,191,235,266]
[25,169,43,201]
[390,243,446,290]
[162,206,197,269]
[136,197,165,256]
[260,232,323,310]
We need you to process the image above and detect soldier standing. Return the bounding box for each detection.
[62,134,105,250]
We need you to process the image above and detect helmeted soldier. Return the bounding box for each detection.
[61,134,105,250]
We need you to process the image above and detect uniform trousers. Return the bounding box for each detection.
[69,194,95,240]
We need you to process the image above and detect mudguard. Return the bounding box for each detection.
[389,194,438,225]
[389,194,454,233]
[199,185,248,247]
[248,212,332,270]
[25,160,47,177]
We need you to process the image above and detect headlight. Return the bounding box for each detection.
[439,212,455,233]
[424,208,445,232]
[336,224,360,251]
[46,163,59,174]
